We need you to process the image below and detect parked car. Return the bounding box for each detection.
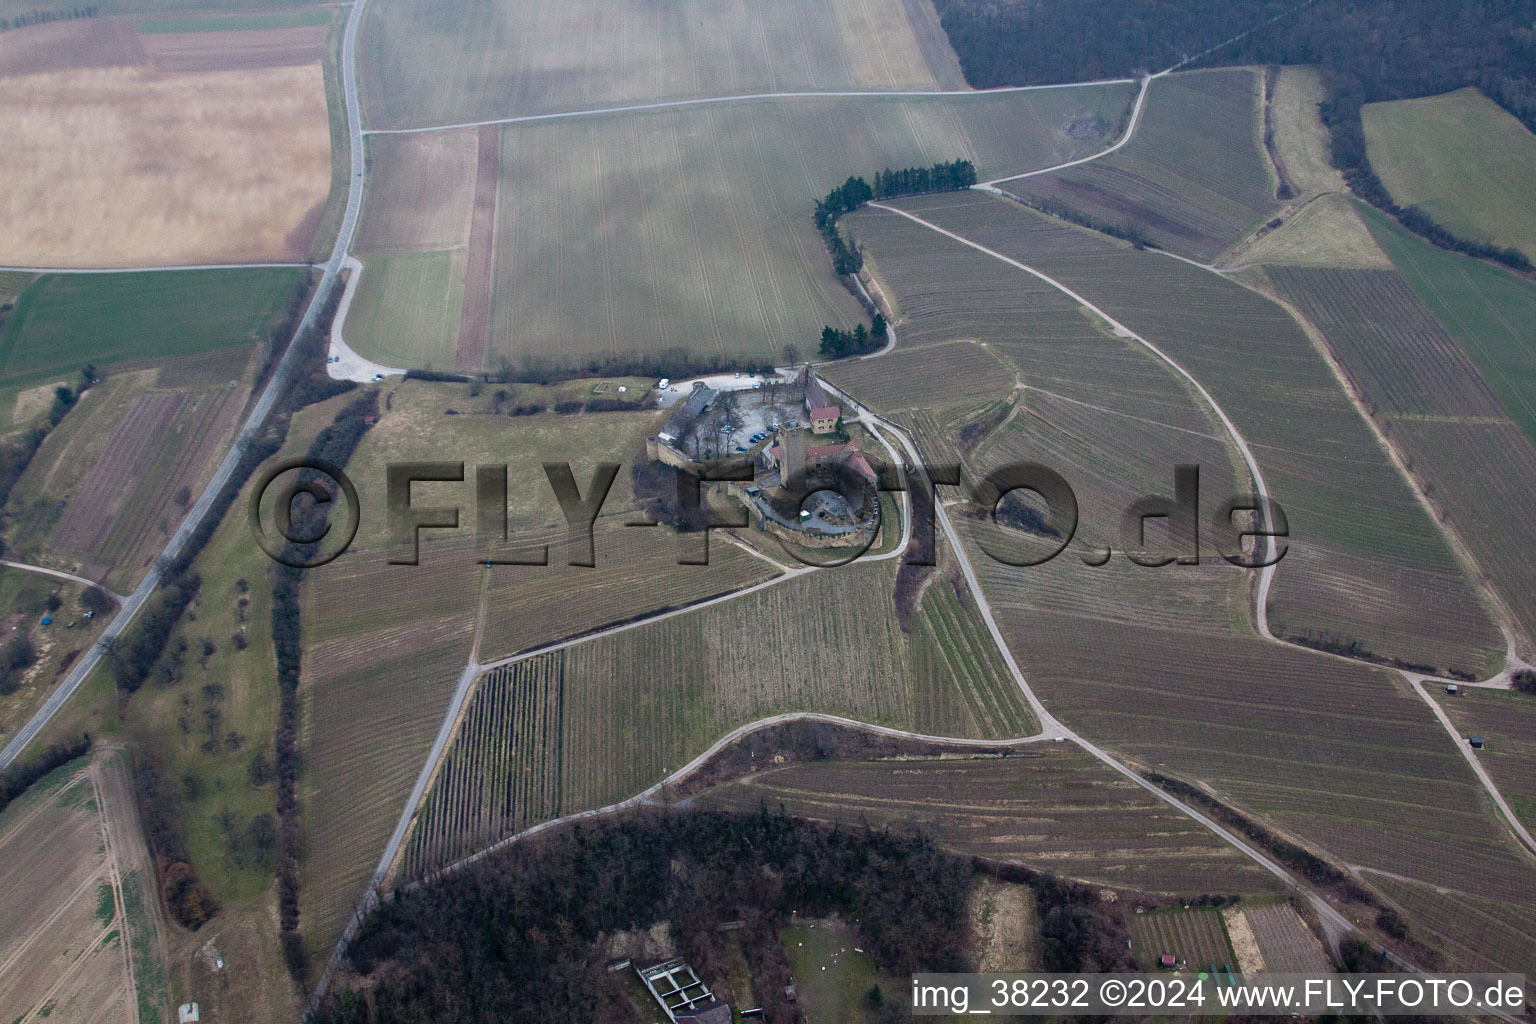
[658,378,670,389]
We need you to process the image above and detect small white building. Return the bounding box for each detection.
[178,1003,200,1024]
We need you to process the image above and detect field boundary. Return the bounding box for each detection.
[362,79,1138,136]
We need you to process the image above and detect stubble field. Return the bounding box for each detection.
[358,0,966,129]
[0,55,331,266]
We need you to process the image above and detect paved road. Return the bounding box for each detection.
[365,78,1138,136]
[0,0,374,775]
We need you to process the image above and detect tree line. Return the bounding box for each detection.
[930,0,1536,272]
[132,752,221,928]
[818,312,887,358]
[408,349,776,388]
[269,390,379,985]
[0,733,90,817]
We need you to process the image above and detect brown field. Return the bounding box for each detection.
[1367,871,1536,978]
[1267,265,1536,657]
[858,191,1501,677]
[700,747,1283,895]
[455,125,500,373]
[139,23,327,73]
[0,55,330,266]
[822,341,1016,413]
[50,391,186,553]
[1243,902,1330,973]
[0,752,168,1024]
[355,129,478,253]
[302,617,477,951]
[0,16,145,77]
[400,551,1039,876]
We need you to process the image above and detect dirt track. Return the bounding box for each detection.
[453,125,500,372]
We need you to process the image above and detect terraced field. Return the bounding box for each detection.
[866,191,1501,678]
[358,0,965,129]
[1366,872,1536,978]
[302,620,476,952]
[477,517,780,662]
[699,745,1283,895]
[830,189,1536,962]
[1003,68,1281,260]
[1365,206,1536,446]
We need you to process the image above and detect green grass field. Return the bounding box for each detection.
[0,268,306,389]
[135,9,330,31]
[1362,204,1536,447]
[1005,68,1281,261]
[349,251,465,369]
[782,920,892,1023]
[357,0,956,129]
[1363,88,1536,261]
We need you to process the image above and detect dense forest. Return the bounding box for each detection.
[314,809,976,1023]
[933,0,1536,269]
